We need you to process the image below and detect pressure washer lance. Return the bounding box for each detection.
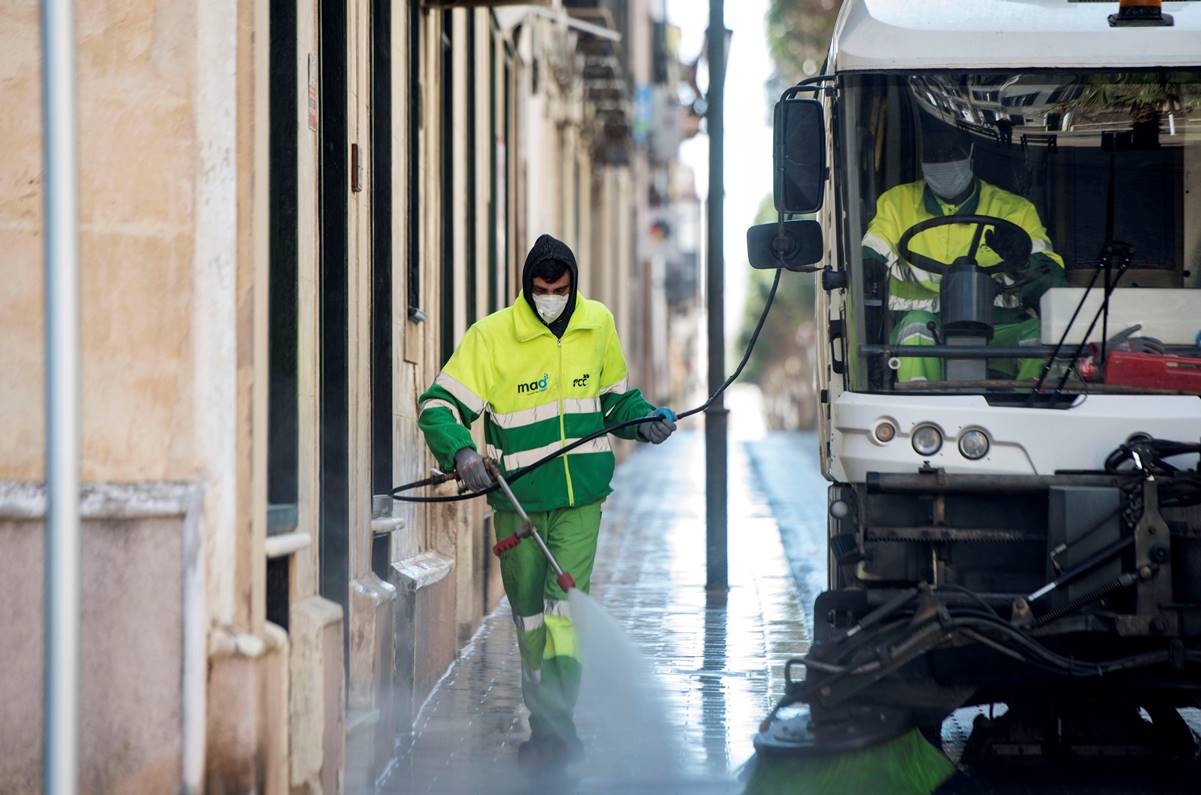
[482,459,576,592]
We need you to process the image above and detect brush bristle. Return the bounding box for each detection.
[742,727,955,795]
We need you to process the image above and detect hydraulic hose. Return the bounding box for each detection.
[391,267,788,503]
[1105,436,1201,507]
[802,604,1199,692]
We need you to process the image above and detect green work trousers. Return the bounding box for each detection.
[493,500,602,744]
[892,310,1043,383]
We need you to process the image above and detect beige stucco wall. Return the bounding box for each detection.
[0,1,662,790]
[0,0,199,483]
[0,508,188,795]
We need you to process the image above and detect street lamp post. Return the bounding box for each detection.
[41,1,81,793]
[705,0,727,593]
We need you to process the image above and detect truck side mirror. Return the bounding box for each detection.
[747,219,823,272]
[773,97,825,215]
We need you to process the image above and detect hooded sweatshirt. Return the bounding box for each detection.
[415,235,658,512]
[522,233,578,338]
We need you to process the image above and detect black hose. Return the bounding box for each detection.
[391,268,788,503]
[1104,437,1201,507]
[811,602,1195,681]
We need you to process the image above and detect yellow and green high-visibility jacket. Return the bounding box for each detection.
[862,179,1065,324]
[417,293,656,513]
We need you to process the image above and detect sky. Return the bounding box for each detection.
[667,0,775,344]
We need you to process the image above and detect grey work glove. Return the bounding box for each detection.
[454,447,493,492]
[1106,325,1166,356]
[1125,336,1166,355]
[638,407,677,445]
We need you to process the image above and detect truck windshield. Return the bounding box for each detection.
[839,70,1201,397]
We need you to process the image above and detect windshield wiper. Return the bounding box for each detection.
[1031,242,1133,403]
[1032,137,1133,405]
[1052,246,1131,401]
[1029,257,1102,399]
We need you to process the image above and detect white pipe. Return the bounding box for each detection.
[40,0,81,793]
[180,487,205,795]
[493,6,622,42]
[529,7,621,42]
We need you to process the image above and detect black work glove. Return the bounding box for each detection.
[637,408,677,445]
[454,447,493,492]
[985,225,1027,264]
[1018,259,1067,311]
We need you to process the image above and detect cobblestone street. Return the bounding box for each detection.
[380,417,829,794]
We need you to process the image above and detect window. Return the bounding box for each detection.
[465,12,478,326]
[318,0,350,633]
[1048,84,1083,104]
[371,0,394,504]
[488,24,499,313]
[371,0,394,580]
[406,0,424,321]
[267,0,299,630]
[503,57,512,302]
[840,70,1201,395]
[267,0,299,535]
[440,11,455,364]
[1002,92,1038,108]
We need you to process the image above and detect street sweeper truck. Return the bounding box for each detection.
[746,0,1201,790]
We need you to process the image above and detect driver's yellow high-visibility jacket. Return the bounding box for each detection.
[417,293,656,513]
[862,179,1065,324]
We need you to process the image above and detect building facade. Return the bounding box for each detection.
[0,1,699,793]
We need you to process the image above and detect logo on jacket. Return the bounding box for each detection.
[572,373,591,388]
[518,373,550,394]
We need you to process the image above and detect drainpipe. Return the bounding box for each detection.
[40,1,81,793]
[705,0,727,593]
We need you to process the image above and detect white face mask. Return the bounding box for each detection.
[922,145,974,202]
[533,293,569,323]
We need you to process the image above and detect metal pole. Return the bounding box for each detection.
[41,0,81,793]
[705,1,727,592]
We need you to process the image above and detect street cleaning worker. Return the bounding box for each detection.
[861,124,1066,383]
[416,233,677,766]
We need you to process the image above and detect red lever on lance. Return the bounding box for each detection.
[491,534,524,556]
[486,461,576,591]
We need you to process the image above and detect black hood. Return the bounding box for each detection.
[521,234,579,338]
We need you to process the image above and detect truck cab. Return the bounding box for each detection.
[751,0,1201,770]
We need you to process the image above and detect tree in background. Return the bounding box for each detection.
[738,195,816,382]
[739,0,843,429]
[766,0,843,93]
[738,195,819,429]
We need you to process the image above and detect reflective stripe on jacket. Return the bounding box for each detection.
[861,179,1065,319]
[418,294,655,513]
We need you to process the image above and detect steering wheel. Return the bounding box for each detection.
[896,214,1032,279]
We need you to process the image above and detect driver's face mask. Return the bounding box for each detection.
[922,144,974,202]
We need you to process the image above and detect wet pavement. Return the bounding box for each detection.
[379,424,829,794]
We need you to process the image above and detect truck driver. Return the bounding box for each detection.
[861,126,1066,383]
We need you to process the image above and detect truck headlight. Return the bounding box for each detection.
[958,429,990,460]
[911,424,943,456]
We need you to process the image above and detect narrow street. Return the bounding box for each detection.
[14,2,1201,793]
[380,397,830,793]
